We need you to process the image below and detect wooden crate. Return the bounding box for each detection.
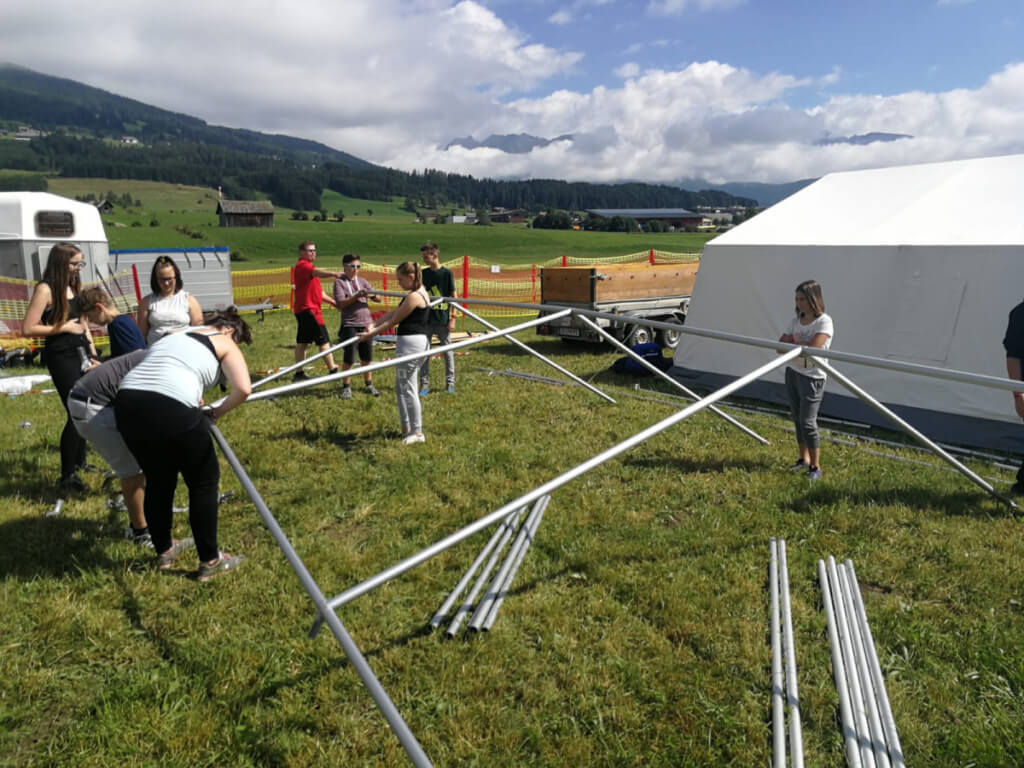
[541,262,698,304]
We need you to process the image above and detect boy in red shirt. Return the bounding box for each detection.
[293,241,341,380]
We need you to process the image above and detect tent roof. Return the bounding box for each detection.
[710,154,1024,247]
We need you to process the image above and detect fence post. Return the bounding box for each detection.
[531,264,537,304]
[130,264,143,305]
[289,266,295,312]
[561,255,567,267]
[462,255,470,330]
[649,249,655,264]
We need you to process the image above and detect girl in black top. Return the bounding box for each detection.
[22,243,98,491]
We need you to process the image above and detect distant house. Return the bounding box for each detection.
[417,210,439,222]
[217,200,275,228]
[94,199,115,214]
[14,126,43,141]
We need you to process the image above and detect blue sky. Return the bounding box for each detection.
[4,0,1024,186]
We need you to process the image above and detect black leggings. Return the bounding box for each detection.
[116,391,220,562]
[45,341,87,479]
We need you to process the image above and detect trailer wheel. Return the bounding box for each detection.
[626,325,653,346]
[657,328,681,349]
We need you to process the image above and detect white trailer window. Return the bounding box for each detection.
[35,211,75,238]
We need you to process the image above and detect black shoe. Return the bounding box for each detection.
[328,367,340,376]
[57,473,87,493]
[292,370,310,382]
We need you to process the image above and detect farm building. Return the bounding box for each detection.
[217,200,275,228]
[585,208,707,230]
[670,153,1024,452]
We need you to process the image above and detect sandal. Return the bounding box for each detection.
[155,538,195,570]
[197,552,246,582]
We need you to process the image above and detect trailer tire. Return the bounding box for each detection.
[657,327,681,349]
[626,325,653,346]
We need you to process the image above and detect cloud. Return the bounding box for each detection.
[615,62,641,78]
[548,9,572,24]
[647,0,746,16]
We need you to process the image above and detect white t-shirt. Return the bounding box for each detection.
[784,312,833,379]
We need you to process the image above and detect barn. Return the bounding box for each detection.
[217,200,275,228]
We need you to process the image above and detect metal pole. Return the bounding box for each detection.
[770,539,786,768]
[778,540,804,768]
[813,357,1016,509]
[209,425,433,768]
[828,556,877,768]
[846,561,906,768]
[481,499,547,631]
[309,348,802,637]
[574,314,769,445]
[818,559,863,768]
[428,509,519,630]
[450,300,615,403]
[837,563,891,768]
[245,310,574,405]
[468,496,548,631]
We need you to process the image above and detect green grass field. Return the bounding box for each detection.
[43,178,712,268]
[1,308,1023,767]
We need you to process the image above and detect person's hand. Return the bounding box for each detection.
[61,318,86,335]
[358,328,375,343]
[1014,394,1024,421]
[779,334,795,344]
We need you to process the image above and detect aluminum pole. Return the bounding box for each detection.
[428,509,519,630]
[309,348,802,637]
[450,300,615,403]
[812,357,1016,510]
[778,539,805,768]
[209,424,432,768]
[481,499,547,632]
[469,496,548,631]
[770,539,786,768]
[245,309,573,405]
[818,559,863,768]
[846,561,906,768]
[828,556,877,768]
[575,314,769,445]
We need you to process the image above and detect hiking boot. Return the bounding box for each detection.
[156,538,195,570]
[339,385,353,399]
[125,527,154,549]
[292,370,310,382]
[197,552,246,582]
[365,384,381,397]
[787,459,807,472]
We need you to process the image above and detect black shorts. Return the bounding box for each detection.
[295,310,330,346]
[337,325,373,364]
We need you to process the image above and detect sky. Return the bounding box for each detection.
[4,0,1024,186]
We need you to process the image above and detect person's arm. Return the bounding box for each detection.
[187,294,203,326]
[1008,356,1024,420]
[448,285,458,329]
[360,292,425,341]
[321,290,337,309]
[311,267,340,280]
[209,336,252,420]
[21,283,85,337]
[136,296,150,340]
[808,332,830,349]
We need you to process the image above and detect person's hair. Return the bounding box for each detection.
[795,280,825,317]
[342,253,360,265]
[396,261,422,290]
[150,255,183,294]
[73,286,114,317]
[41,243,83,326]
[298,240,316,254]
[205,306,252,345]
[420,242,438,256]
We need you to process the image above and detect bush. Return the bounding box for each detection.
[131,221,142,227]
[149,218,159,227]
[230,250,247,262]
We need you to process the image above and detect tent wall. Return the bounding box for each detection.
[672,243,1024,453]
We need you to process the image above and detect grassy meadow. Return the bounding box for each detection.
[1,305,1023,767]
[44,178,712,268]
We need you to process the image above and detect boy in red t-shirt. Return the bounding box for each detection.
[293,241,341,380]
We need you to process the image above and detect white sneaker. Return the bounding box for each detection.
[402,433,426,445]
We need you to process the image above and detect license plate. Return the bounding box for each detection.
[556,327,581,337]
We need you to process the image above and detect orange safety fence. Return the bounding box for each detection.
[1,270,138,351]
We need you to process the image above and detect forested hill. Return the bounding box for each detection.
[0,63,755,211]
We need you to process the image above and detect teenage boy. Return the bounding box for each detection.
[332,253,381,398]
[74,287,146,357]
[293,241,340,380]
[419,241,457,394]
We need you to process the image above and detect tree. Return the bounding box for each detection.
[366,208,373,216]
[334,209,345,222]
[402,197,417,213]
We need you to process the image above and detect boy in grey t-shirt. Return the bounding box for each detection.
[332,253,381,398]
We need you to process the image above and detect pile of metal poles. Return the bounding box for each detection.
[769,538,804,767]
[819,555,906,768]
[430,495,549,637]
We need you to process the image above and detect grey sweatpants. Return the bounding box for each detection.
[396,334,429,435]
[785,366,825,450]
[419,322,455,389]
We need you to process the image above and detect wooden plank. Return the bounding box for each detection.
[541,263,698,304]
[540,267,596,303]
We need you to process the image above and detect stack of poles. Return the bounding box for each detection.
[769,538,804,768]
[430,495,549,637]
[818,556,905,768]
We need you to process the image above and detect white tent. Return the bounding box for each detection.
[671,154,1024,452]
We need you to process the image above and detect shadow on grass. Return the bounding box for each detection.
[788,483,1003,519]
[625,455,770,474]
[0,513,120,578]
[276,424,397,449]
[0,453,62,500]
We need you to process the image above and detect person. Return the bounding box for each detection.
[292,241,340,381]
[137,255,203,346]
[68,350,150,545]
[21,242,98,492]
[332,253,381,398]
[1002,299,1024,495]
[74,287,146,357]
[418,241,457,395]
[359,262,430,444]
[778,280,834,481]
[114,308,252,581]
